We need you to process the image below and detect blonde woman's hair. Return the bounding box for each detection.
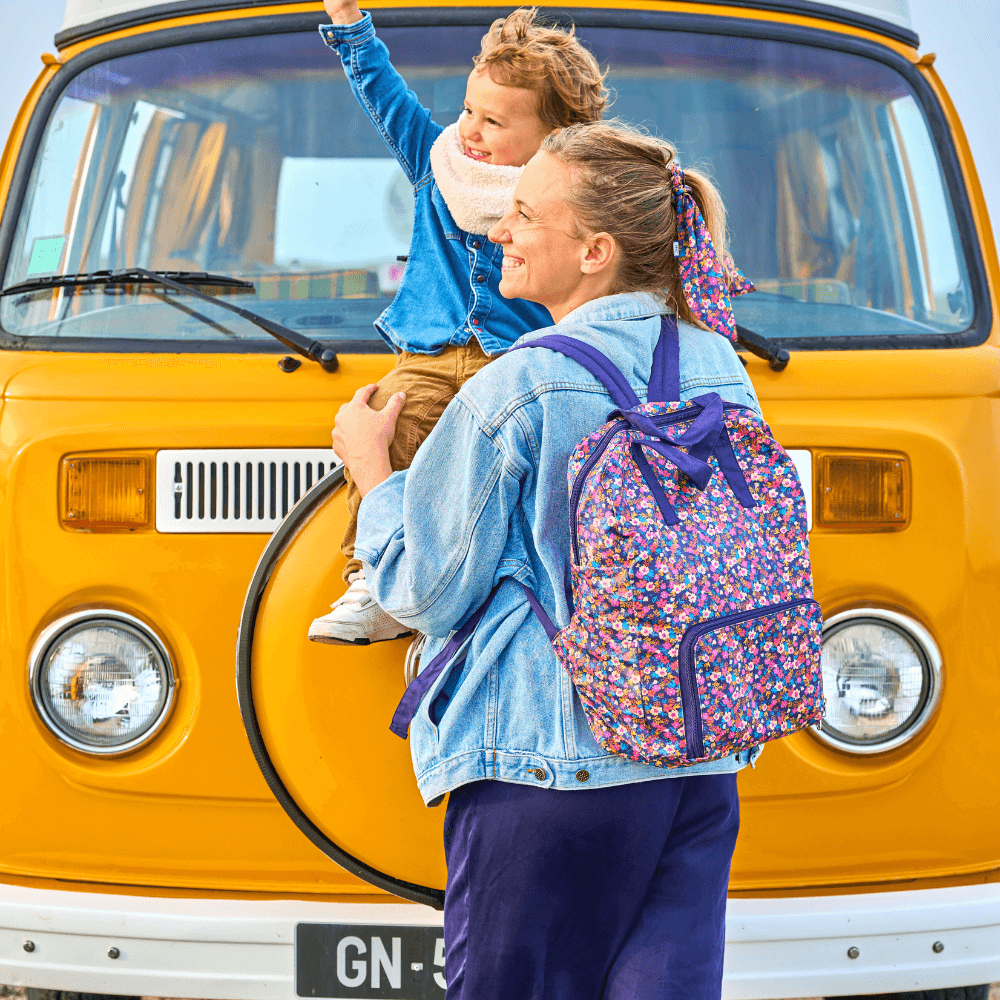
[541,120,731,327]
[474,9,608,130]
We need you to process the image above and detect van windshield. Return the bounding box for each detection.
[1,24,974,350]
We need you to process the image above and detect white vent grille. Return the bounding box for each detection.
[785,449,812,531]
[156,449,342,533]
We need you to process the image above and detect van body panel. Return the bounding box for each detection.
[1,341,997,892]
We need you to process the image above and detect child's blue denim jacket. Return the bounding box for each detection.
[320,15,552,355]
[355,292,765,804]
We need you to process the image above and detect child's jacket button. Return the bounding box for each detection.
[476,274,486,283]
[528,767,547,780]
[576,770,590,782]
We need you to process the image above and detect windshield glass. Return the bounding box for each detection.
[2,24,973,349]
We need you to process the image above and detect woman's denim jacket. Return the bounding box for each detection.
[320,15,552,355]
[356,292,765,804]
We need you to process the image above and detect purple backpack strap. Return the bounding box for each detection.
[389,580,558,739]
[515,315,679,408]
[509,334,640,410]
[389,583,501,738]
[648,314,681,403]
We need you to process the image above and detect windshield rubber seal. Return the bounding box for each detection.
[235,465,447,911]
[53,0,919,50]
[3,6,988,355]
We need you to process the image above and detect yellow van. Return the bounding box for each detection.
[1,1,997,999]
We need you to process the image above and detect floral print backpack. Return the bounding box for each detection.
[509,315,825,768]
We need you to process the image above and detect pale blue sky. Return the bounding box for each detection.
[1,0,996,236]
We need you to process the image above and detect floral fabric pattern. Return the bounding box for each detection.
[669,160,755,342]
[556,396,825,768]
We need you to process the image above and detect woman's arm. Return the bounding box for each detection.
[320,2,444,184]
[350,396,530,637]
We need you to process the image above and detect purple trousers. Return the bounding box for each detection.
[442,773,740,1000]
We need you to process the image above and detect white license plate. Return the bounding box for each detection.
[296,923,446,998]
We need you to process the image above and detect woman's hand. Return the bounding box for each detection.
[324,0,363,24]
[332,384,406,498]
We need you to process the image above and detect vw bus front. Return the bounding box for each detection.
[0,1,997,999]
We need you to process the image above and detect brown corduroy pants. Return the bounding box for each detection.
[340,340,495,581]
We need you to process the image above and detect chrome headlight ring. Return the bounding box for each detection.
[812,608,942,755]
[28,609,176,756]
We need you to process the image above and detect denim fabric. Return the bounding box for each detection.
[442,775,740,999]
[319,17,552,355]
[355,292,764,804]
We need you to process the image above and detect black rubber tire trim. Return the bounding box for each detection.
[235,466,446,910]
[54,0,919,51]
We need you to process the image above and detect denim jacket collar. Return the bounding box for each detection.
[556,291,667,327]
[514,291,669,348]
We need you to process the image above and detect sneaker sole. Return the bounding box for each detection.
[309,630,415,646]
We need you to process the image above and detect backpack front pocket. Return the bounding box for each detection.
[678,599,825,761]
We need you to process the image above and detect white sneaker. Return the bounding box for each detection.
[308,570,414,646]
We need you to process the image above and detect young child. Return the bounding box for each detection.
[309,1,607,645]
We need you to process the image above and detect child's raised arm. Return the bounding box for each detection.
[320,2,443,185]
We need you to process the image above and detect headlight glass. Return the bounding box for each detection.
[32,615,174,753]
[819,614,936,751]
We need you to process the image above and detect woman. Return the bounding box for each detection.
[333,120,761,1000]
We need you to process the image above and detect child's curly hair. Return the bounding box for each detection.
[474,8,608,130]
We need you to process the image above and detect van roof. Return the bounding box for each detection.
[56,0,917,49]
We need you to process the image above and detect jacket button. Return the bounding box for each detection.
[476,274,485,283]
[472,241,481,249]
[528,767,546,780]
[576,770,590,782]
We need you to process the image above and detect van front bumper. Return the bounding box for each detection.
[0,880,997,998]
[724,883,1000,998]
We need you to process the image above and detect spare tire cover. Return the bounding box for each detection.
[237,470,446,908]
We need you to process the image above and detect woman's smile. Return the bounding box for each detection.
[488,150,617,321]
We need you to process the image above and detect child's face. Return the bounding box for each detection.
[458,68,550,168]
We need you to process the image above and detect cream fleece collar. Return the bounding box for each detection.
[429,122,523,236]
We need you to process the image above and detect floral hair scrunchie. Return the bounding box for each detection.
[668,160,755,342]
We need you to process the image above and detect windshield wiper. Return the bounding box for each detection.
[1,268,339,372]
[736,324,790,373]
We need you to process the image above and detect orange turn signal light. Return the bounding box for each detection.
[814,450,909,530]
[60,454,151,531]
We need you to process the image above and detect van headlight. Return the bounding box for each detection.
[29,611,176,754]
[814,609,940,754]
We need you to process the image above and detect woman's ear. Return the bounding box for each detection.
[580,232,617,276]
